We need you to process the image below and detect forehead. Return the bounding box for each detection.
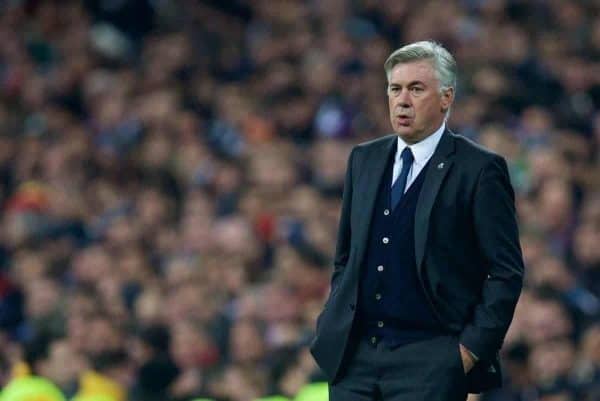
[388,60,437,85]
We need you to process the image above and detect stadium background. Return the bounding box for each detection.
[0,0,599,400]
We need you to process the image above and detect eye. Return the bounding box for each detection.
[389,86,399,93]
[410,86,424,94]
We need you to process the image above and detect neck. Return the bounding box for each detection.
[400,122,445,145]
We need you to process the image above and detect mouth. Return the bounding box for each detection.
[395,115,412,126]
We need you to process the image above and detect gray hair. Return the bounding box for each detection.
[384,41,457,93]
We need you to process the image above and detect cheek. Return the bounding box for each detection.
[415,98,439,117]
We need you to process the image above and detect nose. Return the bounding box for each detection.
[395,88,411,107]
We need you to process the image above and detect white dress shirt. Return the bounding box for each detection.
[391,122,446,192]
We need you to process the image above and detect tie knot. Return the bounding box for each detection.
[400,147,414,164]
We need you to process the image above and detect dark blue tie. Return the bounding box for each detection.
[391,147,414,210]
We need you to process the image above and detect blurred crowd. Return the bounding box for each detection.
[0,0,599,400]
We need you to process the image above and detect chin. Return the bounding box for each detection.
[394,127,417,140]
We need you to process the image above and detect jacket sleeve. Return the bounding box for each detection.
[330,147,356,293]
[459,155,525,362]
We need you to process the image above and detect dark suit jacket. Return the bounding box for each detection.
[309,130,525,394]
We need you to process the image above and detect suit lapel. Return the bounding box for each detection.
[414,130,456,271]
[354,135,397,265]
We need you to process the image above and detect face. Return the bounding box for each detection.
[387,60,454,144]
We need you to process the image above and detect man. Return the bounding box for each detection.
[309,41,524,401]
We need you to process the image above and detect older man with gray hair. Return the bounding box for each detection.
[310,40,524,401]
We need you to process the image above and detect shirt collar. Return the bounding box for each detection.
[396,122,446,166]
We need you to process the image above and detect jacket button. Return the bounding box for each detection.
[349,303,355,311]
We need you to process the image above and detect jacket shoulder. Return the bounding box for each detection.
[450,132,504,166]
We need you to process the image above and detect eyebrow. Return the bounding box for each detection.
[389,81,426,87]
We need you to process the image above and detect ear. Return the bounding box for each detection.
[440,87,455,112]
